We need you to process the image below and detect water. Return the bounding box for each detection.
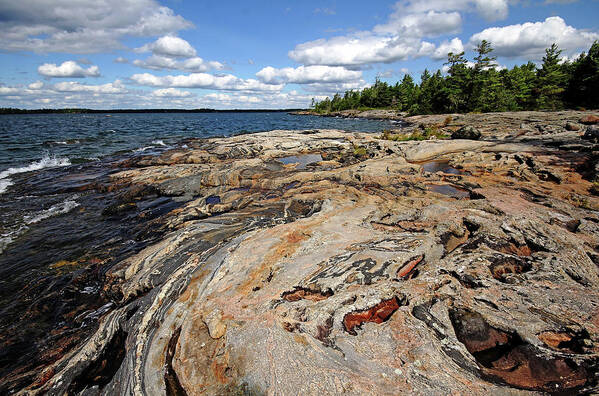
[0,112,393,177]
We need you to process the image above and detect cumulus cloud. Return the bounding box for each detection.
[0,0,192,53]
[130,72,283,92]
[38,61,100,78]
[289,34,437,66]
[256,65,362,85]
[0,86,20,95]
[374,10,462,37]
[393,0,509,21]
[28,81,44,90]
[151,88,193,97]
[469,16,599,59]
[52,80,126,94]
[288,0,515,67]
[114,57,129,64]
[133,35,223,73]
[136,35,196,58]
[432,38,465,60]
[133,55,223,73]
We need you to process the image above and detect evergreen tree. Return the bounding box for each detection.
[444,51,470,112]
[536,43,567,110]
[471,40,497,111]
[565,41,599,109]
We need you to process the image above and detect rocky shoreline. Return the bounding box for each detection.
[3,110,599,395]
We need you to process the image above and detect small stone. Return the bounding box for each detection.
[565,122,580,131]
[394,368,403,376]
[204,309,226,339]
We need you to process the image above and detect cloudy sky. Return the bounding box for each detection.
[0,0,597,109]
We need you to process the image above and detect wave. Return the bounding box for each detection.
[0,154,71,194]
[152,139,167,146]
[24,198,79,224]
[0,179,13,194]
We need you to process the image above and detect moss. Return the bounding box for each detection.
[380,126,448,142]
[353,145,367,157]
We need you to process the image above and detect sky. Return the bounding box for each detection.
[0,0,598,109]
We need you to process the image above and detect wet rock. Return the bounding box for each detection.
[584,125,599,142]
[565,122,581,131]
[451,126,482,140]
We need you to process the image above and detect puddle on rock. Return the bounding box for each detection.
[428,184,470,199]
[421,160,467,175]
[278,154,322,170]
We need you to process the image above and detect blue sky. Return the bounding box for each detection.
[0,0,598,109]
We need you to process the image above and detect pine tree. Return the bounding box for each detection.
[444,51,470,112]
[471,40,497,111]
[565,41,599,109]
[536,43,567,110]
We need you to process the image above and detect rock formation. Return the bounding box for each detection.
[3,111,599,395]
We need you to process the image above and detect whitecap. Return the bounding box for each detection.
[152,139,167,146]
[134,146,153,152]
[0,179,13,194]
[24,198,80,225]
[0,154,71,195]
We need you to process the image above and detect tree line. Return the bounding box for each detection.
[311,41,599,114]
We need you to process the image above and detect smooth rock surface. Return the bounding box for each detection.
[5,112,599,395]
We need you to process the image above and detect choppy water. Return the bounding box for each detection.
[0,112,395,179]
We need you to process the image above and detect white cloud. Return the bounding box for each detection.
[114,57,129,64]
[130,72,284,92]
[28,81,44,90]
[432,38,465,60]
[133,55,223,73]
[393,0,509,22]
[288,0,495,67]
[133,35,223,73]
[0,87,20,95]
[53,80,126,94]
[469,16,599,59]
[374,10,462,37]
[0,0,192,53]
[151,88,192,97]
[136,35,196,58]
[38,61,100,78]
[256,65,362,84]
[289,34,436,66]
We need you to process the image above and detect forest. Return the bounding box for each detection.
[311,41,599,115]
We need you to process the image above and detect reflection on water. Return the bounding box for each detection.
[428,184,470,199]
[278,153,323,169]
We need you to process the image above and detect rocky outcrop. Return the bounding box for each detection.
[4,112,599,395]
[451,126,482,140]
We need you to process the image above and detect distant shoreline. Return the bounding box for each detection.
[0,108,306,115]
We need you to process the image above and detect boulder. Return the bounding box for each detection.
[565,122,580,131]
[579,115,599,125]
[583,125,599,141]
[451,126,481,140]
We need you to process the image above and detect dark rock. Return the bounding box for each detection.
[583,125,599,142]
[451,126,481,140]
[565,122,580,131]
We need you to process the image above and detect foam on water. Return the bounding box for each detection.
[24,198,80,224]
[0,179,13,194]
[0,197,80,254]
[152,139,167,146]
[0,154,71,194]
